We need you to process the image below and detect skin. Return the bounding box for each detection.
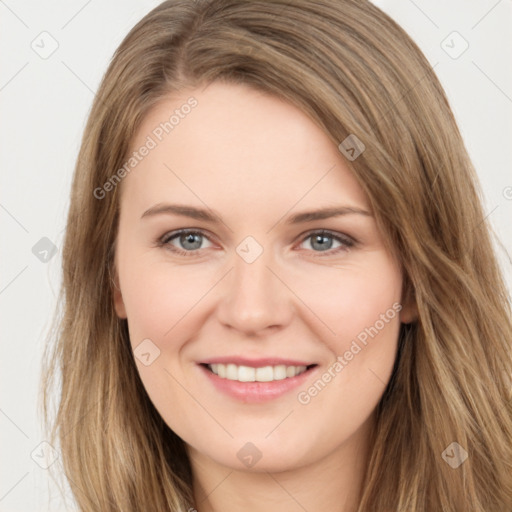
[112,81,415,512]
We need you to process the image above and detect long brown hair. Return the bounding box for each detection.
[41,0,512,510]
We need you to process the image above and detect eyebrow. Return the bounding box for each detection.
[141,203,372,224]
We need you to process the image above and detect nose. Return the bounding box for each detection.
[215,243,293,336]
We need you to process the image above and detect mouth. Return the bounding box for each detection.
[201,363,317,382]
[198,360,319,403]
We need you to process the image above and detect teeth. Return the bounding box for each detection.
[239,366,255,382]
[208,363,308,382]
[286,366,296,378]
[226,363,238,380]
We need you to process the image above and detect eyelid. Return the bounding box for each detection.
[294,228,355,244]
[294,229,356,255]
[159,228,217,254]
[160,228,216,244]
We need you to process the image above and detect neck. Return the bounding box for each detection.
[188,413,375,512]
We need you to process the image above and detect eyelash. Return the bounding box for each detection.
[156,228,356,258]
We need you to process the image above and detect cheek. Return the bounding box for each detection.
[290,258,402,413]
[299,271,401,420]
[120,259,212,344]
[288,257,403,351]
[118,262,211,418]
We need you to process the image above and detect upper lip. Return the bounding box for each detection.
[200,357,317,367]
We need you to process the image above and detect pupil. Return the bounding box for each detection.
[313,234,332,251]
[181,233,201,250]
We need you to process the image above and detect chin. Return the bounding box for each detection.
[196,436,315,473]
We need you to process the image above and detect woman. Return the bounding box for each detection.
[42,0,512,510]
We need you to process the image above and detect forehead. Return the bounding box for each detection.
[119,81,368,215]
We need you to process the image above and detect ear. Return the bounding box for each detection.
[400,300,417,324]
[399,281,418,324]
[111,266,127,319]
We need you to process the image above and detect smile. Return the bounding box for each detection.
[207,363,310,382]
[199,360,318,403]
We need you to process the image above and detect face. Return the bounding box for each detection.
[113,81,414,473]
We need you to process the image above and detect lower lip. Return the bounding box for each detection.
[198,364,317,403]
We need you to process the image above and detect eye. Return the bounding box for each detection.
[159,229,214,256]
[297,230,355,256]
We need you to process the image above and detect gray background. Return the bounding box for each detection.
[1,1,511,510]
